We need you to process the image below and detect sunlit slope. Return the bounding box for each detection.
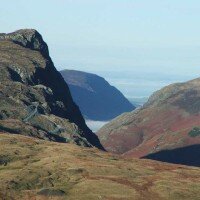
[0,133,200,200]
[98,78,200,165]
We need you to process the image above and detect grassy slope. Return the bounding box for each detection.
[0,133,200,200]
[98,78,200,157]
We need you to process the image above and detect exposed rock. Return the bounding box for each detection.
[0,29,49,58]
[0,29,103,149]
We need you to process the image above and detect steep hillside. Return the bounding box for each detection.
[0,133,200,200]
[0,29,103,149]
[60,70,135,121]
[98,78,200,164]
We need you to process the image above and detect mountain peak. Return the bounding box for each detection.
[0,29,49,57]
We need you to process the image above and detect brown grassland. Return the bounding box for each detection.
[0,132,200,200]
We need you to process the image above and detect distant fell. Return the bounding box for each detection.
[60,70,135,121]
[98,78,200,166]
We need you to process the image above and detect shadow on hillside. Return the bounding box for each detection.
[142,145,200,167]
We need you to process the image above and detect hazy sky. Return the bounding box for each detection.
[1,0,200,97]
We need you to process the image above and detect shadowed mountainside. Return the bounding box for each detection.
[98,78,200,164]
[0,29,103,149]
[0,133,200,200]
[143,144,200,167]
[60,70,135,121]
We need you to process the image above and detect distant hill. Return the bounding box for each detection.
[60,70,135,121]
[98,78,200,166]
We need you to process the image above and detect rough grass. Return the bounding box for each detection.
[0,133,200,200]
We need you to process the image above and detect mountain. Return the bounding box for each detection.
[98,78,200,165]
[0,30,199,200]
[0,133,200,200]
[60,70,135,121]
[0,29,103,149]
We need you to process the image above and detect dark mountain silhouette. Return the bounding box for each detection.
[60,70,135,121]
[0,29,103,149]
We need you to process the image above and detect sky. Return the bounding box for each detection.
[1,0,200,98]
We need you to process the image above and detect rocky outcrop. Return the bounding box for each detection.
[0,29,103,149]
[60,70,135,121]
[98,78,200,160]
[0,29,49,57]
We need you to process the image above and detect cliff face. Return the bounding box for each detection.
[98,78,200,163]
[60,70,135,121]
[0,29,103,149]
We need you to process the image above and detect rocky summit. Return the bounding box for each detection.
[0,29,103,149]
[98,78,200,166]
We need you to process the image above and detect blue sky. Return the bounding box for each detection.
[1,0,200,97]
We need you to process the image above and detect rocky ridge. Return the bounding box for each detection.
[0,29,103,149]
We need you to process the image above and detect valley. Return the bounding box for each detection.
[0,28,199,199]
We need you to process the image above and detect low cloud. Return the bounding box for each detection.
[85,120,109,133]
